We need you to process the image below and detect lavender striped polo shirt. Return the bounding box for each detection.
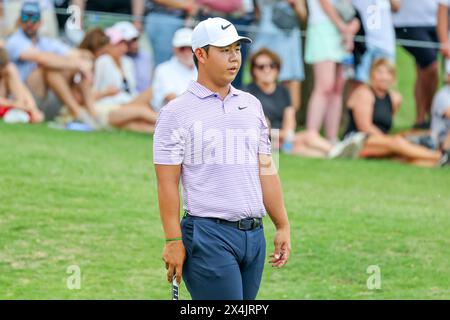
[153,81,271,221]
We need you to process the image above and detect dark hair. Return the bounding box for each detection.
[249,48,281,80]
[193,45,209,69]
[0,47,10,69]
[79,27,110,55]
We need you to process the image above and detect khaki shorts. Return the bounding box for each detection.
[94,104,121,129]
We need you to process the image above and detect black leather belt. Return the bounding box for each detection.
[184,211,262,231]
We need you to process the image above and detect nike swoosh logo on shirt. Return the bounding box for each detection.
[238,106,247,110]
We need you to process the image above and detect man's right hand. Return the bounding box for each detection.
[162,240,186,284]
[442,41,450,59]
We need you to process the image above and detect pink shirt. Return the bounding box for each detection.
[153,81,271,221]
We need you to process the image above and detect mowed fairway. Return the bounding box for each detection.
[1,48,450,299]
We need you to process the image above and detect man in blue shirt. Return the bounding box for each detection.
[6,1,97,126]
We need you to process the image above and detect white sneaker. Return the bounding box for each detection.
[328,132,367,159]
[3,109,30,124]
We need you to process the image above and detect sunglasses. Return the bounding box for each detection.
[254,63,278,71]
[21,13,40,23]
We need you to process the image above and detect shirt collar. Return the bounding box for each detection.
[187,81,240,99]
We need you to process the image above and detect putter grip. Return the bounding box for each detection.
[172,274,179,300]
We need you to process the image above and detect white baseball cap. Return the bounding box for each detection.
[172,27,193,48]
[191,17,251,51]
[113,21,139,41]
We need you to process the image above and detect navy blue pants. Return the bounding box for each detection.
[181,215,266,300]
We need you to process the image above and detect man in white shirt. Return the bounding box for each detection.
[151,28,198,112]
[394,0,440,129]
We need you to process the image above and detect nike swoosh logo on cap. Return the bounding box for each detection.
[221,24,232,30]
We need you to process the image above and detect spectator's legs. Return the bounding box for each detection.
[306,61,338,140]
[324,64,344,142]
[361,134,441,166]
[144,12,184,66]
[415,62,439,125]
[280,106,297,140]
[75,76,96,117]
[43,69,84,118]
[292,130,332,157]
[282,80,301,112]
[108,105,157,127]
[119,120,155,134]
[26,67,47,99]
[443,132,450,150]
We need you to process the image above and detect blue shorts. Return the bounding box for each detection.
[181,214,266,300]
[355,46,395,83]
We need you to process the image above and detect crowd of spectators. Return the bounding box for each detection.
[0,0,449,167]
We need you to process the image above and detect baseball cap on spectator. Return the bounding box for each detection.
[172,28,193,48]
[21,1,41,22]
[105,26,126,45]
[191,17,251,51]
[113,21,139,41]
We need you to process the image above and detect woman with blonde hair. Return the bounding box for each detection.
[345,58,448,167]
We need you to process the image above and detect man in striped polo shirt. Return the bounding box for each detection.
[153,17,291,300]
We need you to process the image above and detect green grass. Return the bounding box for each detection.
[1,47,449,299]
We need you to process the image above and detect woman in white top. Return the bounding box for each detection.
[84,27,157,133]
[394,0,440,129]
[305,0,360,142]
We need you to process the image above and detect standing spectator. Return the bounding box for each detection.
[305,0,360,142]
[352,0,398,86]
[133,0,199,66]
[151,28,197,112]
[197,0,257,88]
[0,47,44,123]
[247,47,365,157]
[113,21,153,94]
[345,58,446,167]
[5,2,97,126]
[394,0,439,129]
[251,0,307,111]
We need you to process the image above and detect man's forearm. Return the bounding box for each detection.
[157,181,182,238]
[33,52,80,72]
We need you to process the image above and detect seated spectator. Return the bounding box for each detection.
[81,27,157,133]
[0,47,44,123]
[113,21,153,93]
[247,48,364,158]
[5,1,98,127]
[2,0,59,38]
[345,58,447,167]
[151,28,197,112]
[430,75,450,165]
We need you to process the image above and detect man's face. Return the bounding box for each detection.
[127,38,139,55]
[174,46,194,68]
[20,12,41,38]
[200,41,241,86]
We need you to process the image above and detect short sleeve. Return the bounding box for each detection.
[43,37,70,56]
[281,85,292,109]
[153,107,187,165]
[256,99,272,155]
[6,33,32,62]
